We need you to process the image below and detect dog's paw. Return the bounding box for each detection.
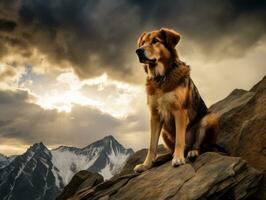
[134,163,151,173]
[172,155,186,167]
[187,150,199,159]
[187,150,199,162]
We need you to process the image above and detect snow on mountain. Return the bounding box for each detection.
[0,135,134,200]
[51,135,134,185]
[51,147,100,186]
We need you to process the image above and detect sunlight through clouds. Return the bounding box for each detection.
[35,71,144,119]
[36,89,102,113]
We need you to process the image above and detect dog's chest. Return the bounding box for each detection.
[151,91,177,122]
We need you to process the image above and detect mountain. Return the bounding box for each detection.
[58,75,266,200]
[0,153,9,168]
[51,135,134,186]
[0,142,57,200]
[0,136,133,200]
[0,153,16,169]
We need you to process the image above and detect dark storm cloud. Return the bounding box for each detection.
[0,19,17,32]
[0,89,147,148]
[0,0,265,80]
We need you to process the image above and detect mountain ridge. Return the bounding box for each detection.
[0,135,133,200]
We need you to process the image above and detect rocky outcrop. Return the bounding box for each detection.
[56,171,103,200]
[59,75,266,200]
[210,75,266,198]
[118,144,168,176]
[58,152,262,200]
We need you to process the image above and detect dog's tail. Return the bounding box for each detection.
[195,112,226,153]
[200,112,227,153]
[202,112,218,143]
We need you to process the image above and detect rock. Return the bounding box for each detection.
[56,171,103,200]
[250,75,266,92]
[60,152,262,200]
[118,144,168,176]
[210,75,266,199]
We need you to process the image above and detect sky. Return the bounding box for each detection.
[0,0,265,155]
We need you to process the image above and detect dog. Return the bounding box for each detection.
[134,28,218,173]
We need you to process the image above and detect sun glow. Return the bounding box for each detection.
[36,90,102,112]
[35,72,143,119]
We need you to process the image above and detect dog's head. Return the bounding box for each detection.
[136,28,180,78]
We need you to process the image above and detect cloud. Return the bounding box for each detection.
[0,89,148,155]
[21,70,145,118]
[0,19,16,32]
[0,0,265,81]
[186,41,266,106]
[0,65,17,81]
[0,64,27,90]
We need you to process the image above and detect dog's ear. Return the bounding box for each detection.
[159,28,180,48]
[137,32,146,47]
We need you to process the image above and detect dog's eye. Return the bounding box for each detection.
[152,38,159,44]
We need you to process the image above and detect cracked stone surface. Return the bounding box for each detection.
[57,152,262,200]
[209,75,266,199]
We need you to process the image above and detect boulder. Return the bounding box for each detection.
[61,152,262,200]
[56,170,103,200]
[118,144,168,176]
[210,75,266,198]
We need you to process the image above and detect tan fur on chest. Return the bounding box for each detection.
[157,92,176,123]
[148,86,188,123]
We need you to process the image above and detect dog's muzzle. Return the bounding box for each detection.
[136,48,156,64]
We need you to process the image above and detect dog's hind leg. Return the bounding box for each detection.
[161,129,175,154]
[188,112,218,159]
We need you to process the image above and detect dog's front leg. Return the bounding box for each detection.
[134,110,162,173]
[172,109,187,167]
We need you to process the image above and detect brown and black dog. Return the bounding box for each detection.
[134,28,218,173]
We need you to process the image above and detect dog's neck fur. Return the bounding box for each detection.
[146,59,190,95]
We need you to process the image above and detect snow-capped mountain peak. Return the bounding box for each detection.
[52,135,133,185]
[83,135,133,154]
[0,136,133,200]
[83,135,134,179]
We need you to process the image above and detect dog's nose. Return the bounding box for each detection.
[136,48,144,56]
